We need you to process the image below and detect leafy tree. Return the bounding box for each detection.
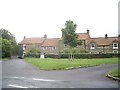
[0,29,15,40]
[27,47,40,54]
[62,48,88,54]
[2,39,12,58]
[61,20,82,60]
[0,38,2,58]
[0,28,18,58]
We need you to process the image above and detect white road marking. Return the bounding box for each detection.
[32,78,55,82]
[10,77,56,82]
[28,86,39,88]
[8,84,28,88]
[11,77,25,79]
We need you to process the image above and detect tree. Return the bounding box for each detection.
[2,39,12,58]
[61,20,81,60]
[0,28,18,58]
[27,47,40,54]
[0,29,15,40]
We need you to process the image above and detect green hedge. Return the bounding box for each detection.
[24,53,40,58]
[60,53,119,59]
[24,53,119,59]
[45,54,61,58]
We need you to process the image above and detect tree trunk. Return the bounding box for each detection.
[70,53,72,60]
[70,47,73,61]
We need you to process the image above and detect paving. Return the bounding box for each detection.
[1,58,119,88]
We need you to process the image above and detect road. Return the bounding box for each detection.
[1,58,119,88]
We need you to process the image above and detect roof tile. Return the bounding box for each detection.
[88,37,119,46]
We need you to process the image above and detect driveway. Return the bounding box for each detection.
[1,58,119,88]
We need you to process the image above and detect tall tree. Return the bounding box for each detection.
[0,29,18,58]
[61,20,81,60]
[0,29,15,40]
[2,39,12,58]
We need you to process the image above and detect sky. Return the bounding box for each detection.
[0,0,119,43]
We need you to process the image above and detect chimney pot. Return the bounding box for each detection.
[24,36,26,39]
[44,34,47,39]
[105,34,108,38]
[87,29,89,34]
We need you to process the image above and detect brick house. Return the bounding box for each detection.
[19,30,119,56]
[87,34,119,54]
[40,38,61,55]
[19,34,61,56]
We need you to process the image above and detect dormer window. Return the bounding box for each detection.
[113,43,118,49]
[23,44,26,50]
[90,43,95,49]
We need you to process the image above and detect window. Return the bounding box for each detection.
[23,44,26,50]
[52,47,56,50]
[90,52,94,54]
[42,47,46,50]
[113,50,118,53]
[90,43,95,49]
[64,44,67,47]
[113,43,118,49]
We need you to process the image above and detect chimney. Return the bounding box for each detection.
[87,29,89,34]
[105,34,108,38]
[44,34,47,39]
[24,36,26,39]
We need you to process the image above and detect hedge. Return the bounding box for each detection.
[45,54,61,58]
[60,53,119,59]
[24,53,40,58]
[24,53,119,59]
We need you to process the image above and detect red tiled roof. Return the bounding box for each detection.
[41,38,60,46]
[19,37,45,44]
[77,33,90,40]
[88,37,119,46]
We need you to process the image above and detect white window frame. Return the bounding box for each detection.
[23,44,26,50]
[113,43,118,49]
[113,50,118,53]
[90,43,95,49]
[42,47,45,50]
[52,47,56,50]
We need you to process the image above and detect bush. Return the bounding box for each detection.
[24,52,119,59]
[60,53,119,59]
[62,48,88,54]
[45,54,60,58]
[25,53,40,58]
[27,47,40,54]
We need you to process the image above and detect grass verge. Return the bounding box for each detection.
[25,58,118,70]
[108,68,120,77]
[0,58,9,60]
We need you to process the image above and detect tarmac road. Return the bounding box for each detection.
[1,58,119,88]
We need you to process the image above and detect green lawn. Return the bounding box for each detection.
[109,68,120,77]
[25,58,119,70]
[0,58,9,60]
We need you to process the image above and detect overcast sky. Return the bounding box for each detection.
[0,0,119,43]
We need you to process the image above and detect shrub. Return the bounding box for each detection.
[25,53,40,58]
[24,52,119,59]
[60,53,119,59]
[27,47,40,54]
[45,54,60,58]
[62,47,88,54]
